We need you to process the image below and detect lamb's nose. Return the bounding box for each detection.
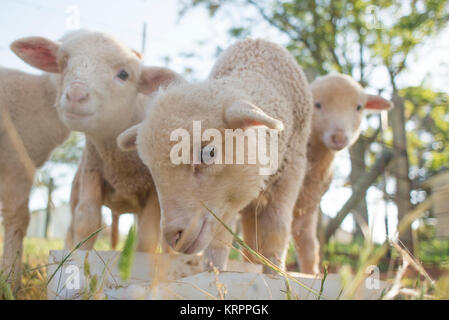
[331,131,348,149]
[66,85,89,104]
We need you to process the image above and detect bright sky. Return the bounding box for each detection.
[1,0,447,242]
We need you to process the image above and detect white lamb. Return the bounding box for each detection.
[12,30,182,254]
[292,73,393,274]
[0,64,69,288]
[118,39,313,272]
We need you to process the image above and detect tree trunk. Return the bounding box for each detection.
[390,93,414,252]
[349,139,369,238]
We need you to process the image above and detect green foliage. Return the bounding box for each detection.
[371,0,449,82]
[401,87,449,174]
[181,0,448,81]
[49,132,84,165]
[0,275,14,300]
[118,224,137,281]
[323,239,388,270]
[418,238,449,265]
[323,238,449,270]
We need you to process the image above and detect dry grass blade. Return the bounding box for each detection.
[341,195,437,299]
[390,240,434,285]
[47,226,105,286]
[201,201,326,299]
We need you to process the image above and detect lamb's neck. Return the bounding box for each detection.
[86,130,129,160]
[308,136,337,175]
[86,104,143,152]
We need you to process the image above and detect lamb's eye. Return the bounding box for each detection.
[315,102,322,109]
[117,69,129,81]
[200,144,217,165]
[357,104,362,111]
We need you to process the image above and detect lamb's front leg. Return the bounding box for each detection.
[65,167,103,250]
[1,198,30,290]
[137,191,161,253]
[203,217,236,271]
[242,165,306,274]
[0,162,33,290]
[292,209,320,274]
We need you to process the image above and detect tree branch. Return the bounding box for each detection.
[325,149,394,242]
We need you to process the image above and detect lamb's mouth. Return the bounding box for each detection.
[181,218,209,254]
[63,109,94,120]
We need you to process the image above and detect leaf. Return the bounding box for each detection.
[118,224,137,281]
[83,251,91,277]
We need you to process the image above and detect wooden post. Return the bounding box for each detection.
[44,177,54,239]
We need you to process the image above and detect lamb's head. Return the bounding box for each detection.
[117,81,283,254]
[11,30,178,135]
[311,73,393,151]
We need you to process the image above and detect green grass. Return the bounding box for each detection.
[321,238,449,271]
[1,229,449,300]
[0,233,124,300]
[418,239,449,265]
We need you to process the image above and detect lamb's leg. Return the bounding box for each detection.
[1,198,30,290]
[292,210,320,274]
[240,203,259,261]
[203,217,236,271]
[66,168,103,250]
[242,166,305,274]
[136,191,161,253]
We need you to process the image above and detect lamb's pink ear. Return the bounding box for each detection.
[138,67,183,95]
[10,37,60,73]
[365,94,393,111]
[224,100,284,130]
[131,49,143,60]
[117,124,140,152]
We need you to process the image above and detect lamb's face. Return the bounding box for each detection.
[11,31,179,136]
[311,74,392,151]
[118,83,283,254]
[54,32,143,134]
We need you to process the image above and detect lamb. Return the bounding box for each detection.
[117,38,313,272]
[11,30,182,253]
[0,66,69,288]
[291,73,393,274]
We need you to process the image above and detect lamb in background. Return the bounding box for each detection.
[0,65,69,288]
[117,38,313,273]
[11,30,182,254]
[292,73,393,274]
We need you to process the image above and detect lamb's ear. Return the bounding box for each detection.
[131,49,143,60]
[138,67,183,95]
[10,37,60,73]
[224,100,284,131]
[117,124,140,152]
[365,94,393,111]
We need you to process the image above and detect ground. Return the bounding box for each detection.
[1,233,449,299]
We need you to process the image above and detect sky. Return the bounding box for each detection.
[1,0,448,242]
